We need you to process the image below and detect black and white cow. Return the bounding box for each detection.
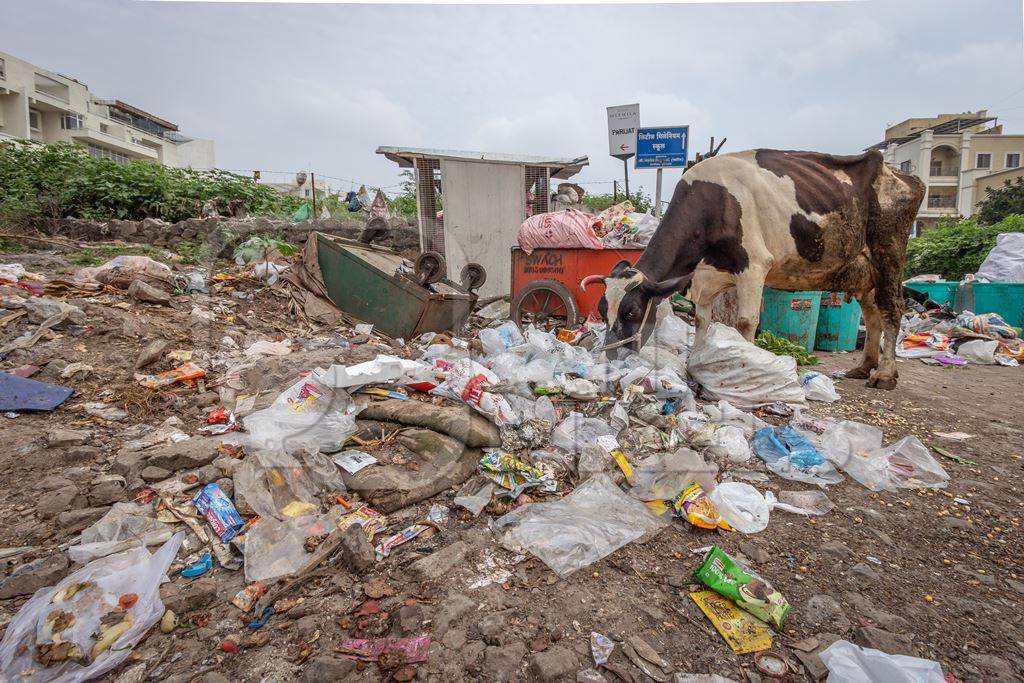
[581,149,924,389]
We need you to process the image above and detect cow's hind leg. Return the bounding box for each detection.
[866,288,902,390]
[846,290,880,380]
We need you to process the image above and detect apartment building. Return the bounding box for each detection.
[868,110,1024,232]
[0,51,214,169]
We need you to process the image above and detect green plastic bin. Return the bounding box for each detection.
[904,280,958,307]
[954,282,1024,328]
[815,292,862,351]
[760,288,823,353]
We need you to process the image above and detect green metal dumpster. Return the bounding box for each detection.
[954,281,1024,328]
[759,288,823,353]
[904,280,959,307]
[815,292,862,351]
[315,233,477,339]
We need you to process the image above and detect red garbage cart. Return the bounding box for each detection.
[509,247,644,328]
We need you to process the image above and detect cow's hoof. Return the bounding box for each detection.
[866,375,897,390]
[845,366,872,379]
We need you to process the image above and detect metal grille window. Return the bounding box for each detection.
[976,153,991,169]
[1007,153,1021,169]
[524,166,549,217]
[28,110,41,131]
[60,113,84,130]
[415,158,444,254]
[86,143,129,164]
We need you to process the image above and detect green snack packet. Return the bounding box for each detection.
[693,545,790,629]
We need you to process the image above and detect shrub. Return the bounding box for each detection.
[904,215,1024,280]
[582,189,653,214]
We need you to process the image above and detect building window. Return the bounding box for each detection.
[0,57,5,80]
[899,160,912,173]
[976,153,991,169]
[100,123,108,134]
[29,109,41,131]
[60,113,84,130]
[86,143,129,164]
[1007,153,1021,169]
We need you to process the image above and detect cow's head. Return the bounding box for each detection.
[581,260,691,359]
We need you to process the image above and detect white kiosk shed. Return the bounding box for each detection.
[376,146,589,298]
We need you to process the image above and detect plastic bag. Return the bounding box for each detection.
[479,322,525,357]
[234,447,345,520]
[453,475,495,517]
[242,373,356,453]
[801,372,840,402]
[976,232,1024,283]
[0,534,183,683]
[557,375,599,400]
[705,400,769,438]
[431,358,519,426]
[629,448,717,501]
[956,339,998,365]
[688,323,805,408]
[821,421,949,492]
[753,426,844,486]
[777,489,834,515]
[552,412,618,454]
[709,425,752,463]
[243,513,335,583]
[495,474,668,577]
[818,639,946,683]
[649,314,694,353]
[68,503,173,564]
[708,482,771,533]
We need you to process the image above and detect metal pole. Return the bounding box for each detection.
[623,158,630,198]
[655,168,663,218]
[613,180,618,203]
[310,171,317,222]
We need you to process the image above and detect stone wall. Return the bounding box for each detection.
[32,215,421,255]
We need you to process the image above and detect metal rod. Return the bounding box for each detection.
[310,171,317,222]
[613,180,618,203]
[623,158,630,198]
[655,168,663,218]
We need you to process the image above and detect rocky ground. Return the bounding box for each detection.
[0,236,1022,683]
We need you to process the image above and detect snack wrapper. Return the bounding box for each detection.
[672,482,731,530]
[693,545,791,629]
[479,450,556,498]
[193,482,245,542]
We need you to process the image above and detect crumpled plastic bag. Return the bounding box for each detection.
[233,447,346,520]
[495,474,668,577]
[688,323,805,408]
[818,639,946,682]
[955,339,998,365]
[0,533,183,683]
[629,448,717,501]
[243,513,335,583]
[552,411,618,455]
[68,503,173,564]
[478,322,525,357]
[707,482,823,534]
[704,400,769,438]
[431,357,519,426]
[753,426,844,486]
[801,372,840,402]
[821,421,949,492]
[453,475,495,517]
[242,372,356,453]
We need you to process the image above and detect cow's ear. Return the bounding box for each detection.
[641,273,692,296]
[610,259,633,277]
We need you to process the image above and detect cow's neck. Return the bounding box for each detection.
[634,216,702,283]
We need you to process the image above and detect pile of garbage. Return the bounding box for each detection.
[0,243,961,682]
[897,309,1022,366]
[517,200,659,253]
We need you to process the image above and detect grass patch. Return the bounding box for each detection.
[0,237,28,254]
[176,239,218,265]
[70,244,162,267]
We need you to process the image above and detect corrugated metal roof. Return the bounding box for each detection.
[376,146,588,178]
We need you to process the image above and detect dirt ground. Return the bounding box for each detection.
[0,242,1022,683]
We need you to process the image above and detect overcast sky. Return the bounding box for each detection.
[4,0,1023,200]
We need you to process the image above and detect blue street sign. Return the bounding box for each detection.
[635,126,689,169]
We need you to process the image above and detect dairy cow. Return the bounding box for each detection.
[581,149,924,389]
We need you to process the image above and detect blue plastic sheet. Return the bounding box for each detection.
[753,426,825,469]
[0,372,73,412]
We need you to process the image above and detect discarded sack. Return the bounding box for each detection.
[688,323,805,409]
[818,639,946,683]
[517,209,603,254]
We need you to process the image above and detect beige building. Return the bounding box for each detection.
[868,110,1024,231]
[0,51,214,169]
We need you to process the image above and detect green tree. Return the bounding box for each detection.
[389,169,417,217]
[581,188,653,214]
[977,176,1024,225]
[904,214,1024,279]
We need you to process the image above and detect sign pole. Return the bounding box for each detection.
[310,171,317,223]
[613,180,618,203]
[623,158,630,199]
[655,168,663,218]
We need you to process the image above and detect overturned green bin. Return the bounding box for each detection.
[315,233,478,339]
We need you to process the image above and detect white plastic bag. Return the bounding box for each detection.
[495,474,668,577]
[431,357,519,426]
[68,503,173,564]
[976,232,1024,283]
[552,411,618,454]
[244,513,334,583]
[704,400,769,438]
[818,640,946,682]
[801,372,840,402]
[708,482,771,533]
[317,355,429,389]
[821,421,949,492]
[243,373,356,453]
[479,321,525,357]
[557,375,599,400]
[649,314,694,353]
[709,425,752,463]
[688,323,805,408]
[956,339,998,365]
[0,534,183,683]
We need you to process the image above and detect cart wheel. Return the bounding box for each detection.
[460,263,487,292]
[511,279,579,330]
[414,251,446,285]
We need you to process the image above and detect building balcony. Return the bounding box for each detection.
[927,196,956,209]
[929,165,959,177]
[70,128,158,159]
